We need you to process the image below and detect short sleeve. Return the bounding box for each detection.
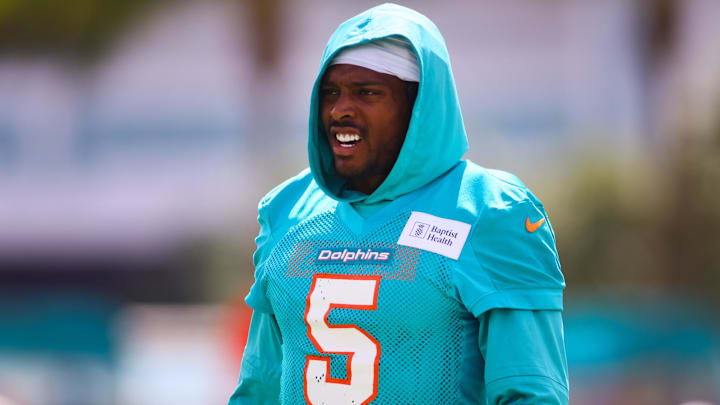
[455,198,565,317]
[245,202,276,313]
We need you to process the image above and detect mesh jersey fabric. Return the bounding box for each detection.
[258,210,473,403]
[241,161,566,404]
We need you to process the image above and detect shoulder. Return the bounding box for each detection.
[257,168,335,235]
[451,162,565,314]
[429,161,544,223]
[458,161,553,246]
[258,168,315,211]
[415,161,545,228]
[459,161,537,209]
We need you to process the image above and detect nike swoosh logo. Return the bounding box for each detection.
[525,217,546,233]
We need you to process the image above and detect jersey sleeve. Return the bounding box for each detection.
[455,198,565,317]
[227,311,283,405]
[245,200,276,313]
[480,309,569,404]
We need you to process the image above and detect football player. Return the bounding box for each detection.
[229,4,568,404]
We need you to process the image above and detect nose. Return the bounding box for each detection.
[330,92,355,121]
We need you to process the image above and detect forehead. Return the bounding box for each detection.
[321,64,402,87]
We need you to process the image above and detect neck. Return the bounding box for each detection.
[347,174,385,195]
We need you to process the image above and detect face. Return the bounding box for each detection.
[320,64,415,194]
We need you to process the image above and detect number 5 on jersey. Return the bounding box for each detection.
[304,274,382,405]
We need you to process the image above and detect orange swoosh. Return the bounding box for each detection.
[525,217,546,233]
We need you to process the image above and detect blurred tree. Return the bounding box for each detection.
[639,0,676,63]
[553,159,665,290]
[0,0,286,72]
[637,0,678,141]
[659,100,720,301]
[557,109,720,308]
[557,0,720,308]
[0,0,165,61]
[240,0,283,74]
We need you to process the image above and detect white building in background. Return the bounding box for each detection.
[0,1,256,258]
[0,0,718,258]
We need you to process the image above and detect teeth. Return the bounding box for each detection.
[335,133,360,143]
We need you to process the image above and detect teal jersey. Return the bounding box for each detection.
[230,4,567,404]
[231,162,567,404]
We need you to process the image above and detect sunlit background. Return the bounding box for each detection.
[0,0,718,404]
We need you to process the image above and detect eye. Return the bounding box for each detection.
[359,88,379,96]
[321,87,339,96]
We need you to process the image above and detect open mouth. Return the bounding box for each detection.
[335,133,361,148]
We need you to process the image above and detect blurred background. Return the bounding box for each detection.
[0,0,718,404]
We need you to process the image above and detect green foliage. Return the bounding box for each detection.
[554,133,720,302]
[0,0,164,61]
[552,158,665,290]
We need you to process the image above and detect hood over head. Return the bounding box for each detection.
[308,3,468,205]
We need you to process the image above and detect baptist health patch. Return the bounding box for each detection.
[397,211,471,260]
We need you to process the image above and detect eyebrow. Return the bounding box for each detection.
[321,80,388,87]
[351,81,386,87]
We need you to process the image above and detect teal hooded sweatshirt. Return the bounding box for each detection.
[229,4,568,404]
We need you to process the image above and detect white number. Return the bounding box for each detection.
[303,274,382,405]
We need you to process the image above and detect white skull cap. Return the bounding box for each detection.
[329,36,420,82]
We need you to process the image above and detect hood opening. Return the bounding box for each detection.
[308,3,468,206]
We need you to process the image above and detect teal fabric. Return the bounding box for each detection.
[244,163,565,319]
[228,312,282,405]
[0,293,117,361]
[308,3,468,205]
[481,309,569,404]
[230,3,567,404]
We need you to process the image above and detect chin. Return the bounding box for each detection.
[334,163,364,179]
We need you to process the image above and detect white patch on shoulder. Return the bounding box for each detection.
[397,211,471,260]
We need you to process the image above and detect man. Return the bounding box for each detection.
[229,4,568,404]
